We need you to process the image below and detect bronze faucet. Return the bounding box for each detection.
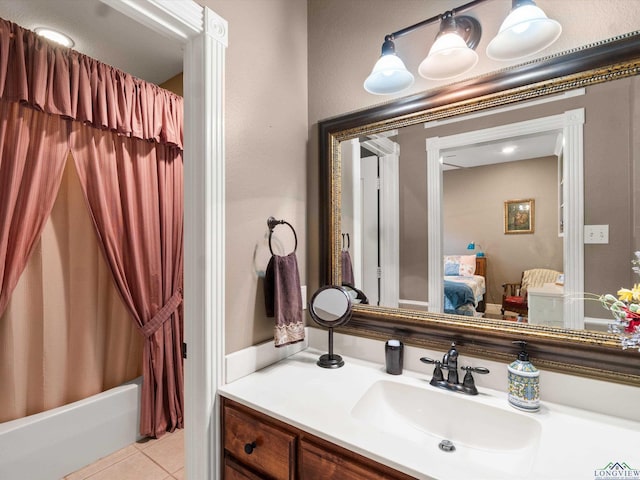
[420,342,489,395]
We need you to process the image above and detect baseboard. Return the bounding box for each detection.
[398,299,429,310]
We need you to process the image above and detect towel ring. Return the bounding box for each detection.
[341,232,350,251]
[267,216,298,256]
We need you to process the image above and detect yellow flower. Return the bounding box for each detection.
[618,287,634,302]
[618,284,640,302]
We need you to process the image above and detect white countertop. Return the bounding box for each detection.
[218,348,640,480]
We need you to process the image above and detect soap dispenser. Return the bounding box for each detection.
[507,341,540,412]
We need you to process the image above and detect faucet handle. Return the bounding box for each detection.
[420,356,438,365]
[420,357,444,382]
[421,357,450,370]
[460,366,489,395]
[461,366,490,374]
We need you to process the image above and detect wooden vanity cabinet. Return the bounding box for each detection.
[222,398,415,480]
[223,400,296,479]
[475,256,487,313]
[224,455,266,480]
[299,435,413,480]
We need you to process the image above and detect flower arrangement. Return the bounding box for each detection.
[601,251,640,351]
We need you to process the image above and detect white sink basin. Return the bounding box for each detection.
[351,380,542,475]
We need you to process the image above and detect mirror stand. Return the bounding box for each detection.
[317,328,344,368]
[308,285,353,369]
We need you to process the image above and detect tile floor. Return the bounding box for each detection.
[64,429,184,480]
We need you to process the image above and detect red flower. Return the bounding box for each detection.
[626,318,640,333]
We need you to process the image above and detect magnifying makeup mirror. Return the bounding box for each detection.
[308,285,353,368]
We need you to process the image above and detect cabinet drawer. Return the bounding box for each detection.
[224,405,296,480]
[300,438,415,480]
[224,455,266,480]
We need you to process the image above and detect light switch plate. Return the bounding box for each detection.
[584,224,609,244]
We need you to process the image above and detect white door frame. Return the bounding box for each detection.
[102,1,226,479]
[426,109,585,328]
[379,149,400,308]
[360,135,400,306]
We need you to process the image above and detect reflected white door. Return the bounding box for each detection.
[361,155,379,305]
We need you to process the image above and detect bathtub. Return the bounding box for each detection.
[0,377,142,480]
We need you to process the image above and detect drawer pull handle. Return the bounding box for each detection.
[244,441,257,454]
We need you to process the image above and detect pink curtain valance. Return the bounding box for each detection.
[0,19,183,149]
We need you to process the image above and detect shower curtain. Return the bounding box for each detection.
[0,156,143,423]
[0,18,184,438]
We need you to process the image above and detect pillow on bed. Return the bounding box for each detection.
[444,257,460,275]
[443,255,476,276]
[458,255,476,276]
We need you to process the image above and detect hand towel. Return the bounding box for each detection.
[264,252,305,347]
[341,250,355,286]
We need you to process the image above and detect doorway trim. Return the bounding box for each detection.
[426,109,584,328]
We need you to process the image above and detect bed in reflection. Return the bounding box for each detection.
[443,255,486,316]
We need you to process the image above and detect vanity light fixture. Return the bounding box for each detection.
[486,0,562,60]
[34,27,75,48]
[363,35,415,94]
[363,0,561,95]
[418,14,481,80]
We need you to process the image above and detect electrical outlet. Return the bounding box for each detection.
[584,224,609,244]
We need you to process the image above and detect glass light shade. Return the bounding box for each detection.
[418,33,479,80]
[486,4,561,60]
[364,54,415,95]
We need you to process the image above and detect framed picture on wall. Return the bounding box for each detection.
[504,199,535,234]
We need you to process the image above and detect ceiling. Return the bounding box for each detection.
[441,131,562,170]
[363,129,562,170]
[0,0,183,85]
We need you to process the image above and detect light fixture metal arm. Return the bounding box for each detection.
[388,0,490,40]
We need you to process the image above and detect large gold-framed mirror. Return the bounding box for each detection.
[318,32,640,385]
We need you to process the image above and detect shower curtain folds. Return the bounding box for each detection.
[71,125,184,438]
[0,100,69,316]
[0,18,183,149]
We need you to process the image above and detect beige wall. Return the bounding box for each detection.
[159,73,183,97]
[582,77,637,317]
[200,0,308,353]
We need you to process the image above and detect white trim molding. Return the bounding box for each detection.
[183,7,227,480]
[426,138,444,313]
[100,0,205,41]
[379,146,400,308]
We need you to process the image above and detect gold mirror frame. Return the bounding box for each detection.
[318,32,640,386]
